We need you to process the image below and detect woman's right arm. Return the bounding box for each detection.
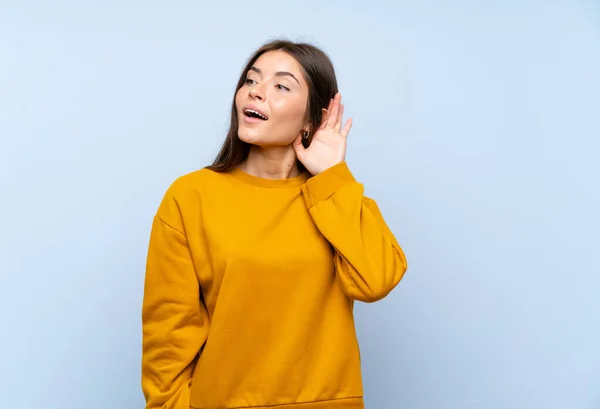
[141,214,209,409]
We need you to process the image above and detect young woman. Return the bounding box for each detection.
[141,39,408,409]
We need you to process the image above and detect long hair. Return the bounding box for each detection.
[205,39,339,173]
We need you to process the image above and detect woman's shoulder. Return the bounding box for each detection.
[155,167,231,222]
[164,167,230,199]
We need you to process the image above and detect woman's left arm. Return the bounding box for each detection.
[301,161,408,303]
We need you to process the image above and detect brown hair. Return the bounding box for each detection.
[205,39,339,173]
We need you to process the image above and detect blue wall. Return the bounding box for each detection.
[1,1,598,408]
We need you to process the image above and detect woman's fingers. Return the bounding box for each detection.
[327,93,341,128]
[335,103,344,132]
[341,117,353,138]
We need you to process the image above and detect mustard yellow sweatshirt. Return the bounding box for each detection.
[142,161,407,409]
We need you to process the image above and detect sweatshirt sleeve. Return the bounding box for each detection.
[141,214,210,409]
[300,162,408,303]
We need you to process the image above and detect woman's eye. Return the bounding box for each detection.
[245,78,256,85]
[276,84,290,91]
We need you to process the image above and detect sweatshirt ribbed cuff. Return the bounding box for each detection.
[301,161,356,208]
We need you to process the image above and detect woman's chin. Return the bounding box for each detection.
[238,130,296,148]
[237,130,261,145]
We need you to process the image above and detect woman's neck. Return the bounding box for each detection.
[240,145,301,180]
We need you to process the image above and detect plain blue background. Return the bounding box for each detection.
[1,1,599,408]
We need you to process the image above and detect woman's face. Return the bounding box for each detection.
[235,50,310,147]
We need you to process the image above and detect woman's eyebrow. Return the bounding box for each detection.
[249,66,300,85]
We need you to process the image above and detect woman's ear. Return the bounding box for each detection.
[320,107,328,126]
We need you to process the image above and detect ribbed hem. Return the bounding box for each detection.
[301,161,357,208]
[191,396,364,409]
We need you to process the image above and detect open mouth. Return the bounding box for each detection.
[244,109,268,120]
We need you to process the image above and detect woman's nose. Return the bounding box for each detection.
[249,85,265,100]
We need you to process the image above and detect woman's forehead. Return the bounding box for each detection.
[251,51,304,79]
